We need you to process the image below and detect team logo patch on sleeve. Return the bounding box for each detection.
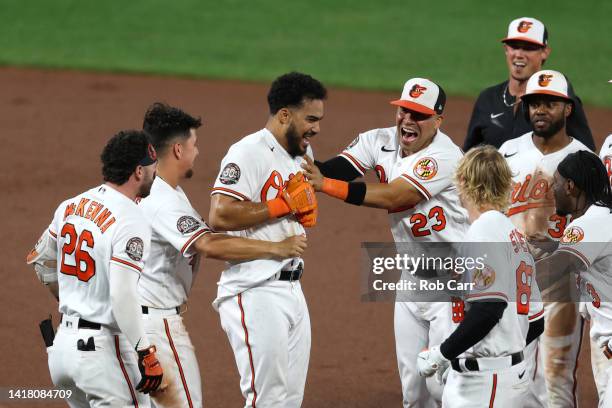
[125,237,144,261]
[561,226,584,244]
[413,157,438,180]
[471,264,496,290]
[347,135,360,149]
[177,216,201,234]
[219,163,241,185]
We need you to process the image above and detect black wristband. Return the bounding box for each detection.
[345,182,366,205]
[316,156,362,181]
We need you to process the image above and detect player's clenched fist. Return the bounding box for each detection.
[283,172,317,215]
[274,235,308,258]
[417,345,449,379]
[136,346,164,394]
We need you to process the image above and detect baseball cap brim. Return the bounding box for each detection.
[521,90,572,101]
[501,37,546,47]
[389,100,436,115]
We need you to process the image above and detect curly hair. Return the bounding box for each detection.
[558,150,612,210]
[101,130,151,185]
[143,102,202,155]
[267,72,327,114]
[454,145,513,212]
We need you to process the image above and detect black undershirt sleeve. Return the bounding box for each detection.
[314,157,362,181]
[440,301,507,360]
[526,318,545,346]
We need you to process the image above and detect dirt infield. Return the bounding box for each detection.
[1,67,609,407]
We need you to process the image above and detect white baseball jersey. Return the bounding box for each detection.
[138,176,213,308]
[557,205,612,348]
[211,128,311,308]
[48,184,151,327]
[458,210,542,358]
[340,127,469,243]
[599,134,612,186]
[499,132,590,240]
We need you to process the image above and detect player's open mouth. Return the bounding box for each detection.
[400,127,418,143]
[512,61,526,68]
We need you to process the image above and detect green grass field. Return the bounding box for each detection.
[0,0,610,106]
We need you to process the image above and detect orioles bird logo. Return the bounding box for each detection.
[517,21,533,33]
[538,74,553,87]
[409,84,427,98]
[561,226,584,244]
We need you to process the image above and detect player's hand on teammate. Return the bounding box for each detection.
[417,345,449,378]
[526,232,558,260]
[136,345,164,394]
[273,235,308,259]
[301,156,324,191]
[281,171,318,216]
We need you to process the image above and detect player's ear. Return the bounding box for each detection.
[173,142,182,159]
[277,108,291,125]
[434,114,443,129]
[134,165,144,181]
[564,103,572,118]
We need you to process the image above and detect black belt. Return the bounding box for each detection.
[451,351,523,372]
[141,306,180,314]
[60,314,101,330]
[278,265,303,281]
[78,319,101,330]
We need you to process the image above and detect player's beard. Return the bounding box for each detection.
[285,123,306,157]
[138,173,155,198]
[532,114,566,140]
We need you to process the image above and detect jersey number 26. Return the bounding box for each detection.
[60,223,96,282]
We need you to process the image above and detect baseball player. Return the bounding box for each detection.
[137,102,307,408]
[537,150,612,407]
[303,78,467,407]
[499,69,592,407]
[208,72,325,407]
[600,134,612,186]
[26,130,163,407]
[417,145,544,407]
[464,17,594,151]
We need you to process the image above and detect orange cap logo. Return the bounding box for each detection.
[517,21,533,33]
[409,84,427,98]
[538,74,553,87]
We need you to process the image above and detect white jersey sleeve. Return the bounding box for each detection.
[109,217,151,275]
[557,214,610,268]
[212,143,263,201]
[462,239,511,303]
[398,149,456,201]
[150,202,213,258]
[338,129,381,175]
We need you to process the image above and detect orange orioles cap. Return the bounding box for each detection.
[390,78,446,115]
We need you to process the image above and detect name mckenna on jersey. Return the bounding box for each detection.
[62,198,116,233]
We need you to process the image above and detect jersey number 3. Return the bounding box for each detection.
[60,223,96,282]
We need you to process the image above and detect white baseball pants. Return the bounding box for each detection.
[219,280,310,408]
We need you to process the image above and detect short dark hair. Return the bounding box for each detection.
[267,72,327,114]
[143,102,202,155]
[101,130,152,185]
[558,150,612,211]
